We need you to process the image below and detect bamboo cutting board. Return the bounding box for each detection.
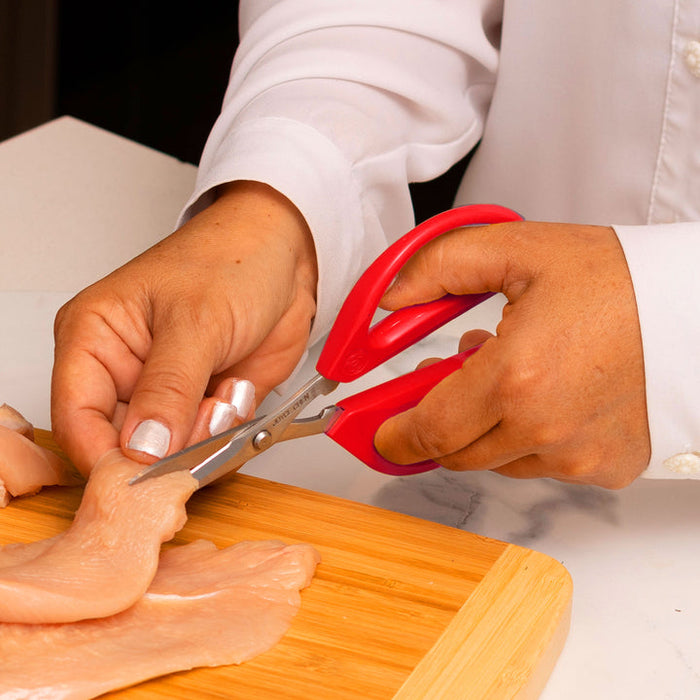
[1,431,572,699]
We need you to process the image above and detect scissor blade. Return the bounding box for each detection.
[129,373,340,489]
[128,415,266,486]
[188,374,340,488]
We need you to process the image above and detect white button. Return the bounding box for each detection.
[663,452,700,475]
[684,40,700,78]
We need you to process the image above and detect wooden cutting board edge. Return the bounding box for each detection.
[28,429,573,699]
[394,543,572,699]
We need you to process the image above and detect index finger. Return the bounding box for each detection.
[51,351,121,477]
[373,339,505,467]
[51,309,142,476]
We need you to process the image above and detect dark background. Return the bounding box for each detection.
[1,0,468,221]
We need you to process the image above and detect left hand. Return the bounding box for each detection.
[51,181,317,476]
[374,220,651,489]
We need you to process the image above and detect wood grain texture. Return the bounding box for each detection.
[0,431,572,699]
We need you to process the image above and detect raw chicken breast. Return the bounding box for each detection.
[0,404,34,439]
[0,535,59,568]
[0,538,320,700]
[0,449,198,623]
[0,404,81,507]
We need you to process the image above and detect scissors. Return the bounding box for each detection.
[130,203,521,489]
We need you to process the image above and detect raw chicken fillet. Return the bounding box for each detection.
[0,448,199,623]
[0,539,320,699]
[0,404,81,507]
[0,405,321,697]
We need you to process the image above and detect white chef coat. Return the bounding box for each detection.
[178,0,700,479]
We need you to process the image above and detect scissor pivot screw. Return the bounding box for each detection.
[253,430,272,451]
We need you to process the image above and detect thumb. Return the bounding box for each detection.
[121,322,218,463]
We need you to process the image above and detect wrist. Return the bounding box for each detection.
[214,180,318,302]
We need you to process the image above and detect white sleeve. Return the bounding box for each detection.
[614,222,700,479]
[177,0,502,346]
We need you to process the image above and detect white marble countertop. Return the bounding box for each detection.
[1,118,698,699]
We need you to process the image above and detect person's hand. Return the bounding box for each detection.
[374,220,651,489]
[51,181,318,476]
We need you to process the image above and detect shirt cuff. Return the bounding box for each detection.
[614,222,700,479]
[177,117,388,348]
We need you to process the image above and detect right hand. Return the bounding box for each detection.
[374,220,650,489]
[51,181,318,476]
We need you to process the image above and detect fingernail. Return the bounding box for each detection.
[208,402,238,436]
[229,379,255,419]
[209,380,256,436]
[383,275,398,295]
[127,419,171,458]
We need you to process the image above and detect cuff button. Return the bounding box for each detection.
[663,452,700,475]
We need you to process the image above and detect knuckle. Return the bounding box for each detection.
[406,420,451,461]
[552,448,613,486]
[156,293,230,343]
[138,369,197,409]
[498,355,545,405]
[564,452,641,490]
[560,457,600,481]
[53,301,69,329]
[528,419,571,450]
[52,297,82,336]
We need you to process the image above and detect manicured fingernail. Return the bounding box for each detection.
[127,419,171,458]
[229,379,255,419]
[208,402,238,436]
[381,275,401,302]
[209,380,255,436]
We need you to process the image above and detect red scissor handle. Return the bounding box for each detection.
[316,204,522,382]
[326,346,480,475]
